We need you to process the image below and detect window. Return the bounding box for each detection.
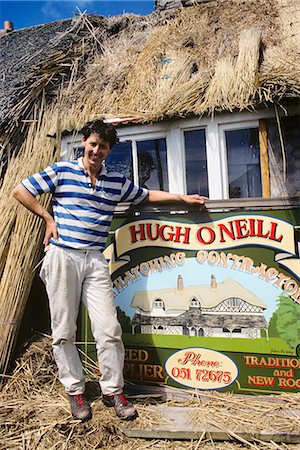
[190,298,200,308]
[222,328,242,333]
[184,129,208,197]
[137,139,168,190]
[106,141,132,179]
[225,128,262,198]
[60,107,299,200]
[266,115,300,197]
[227,297,242,309]
[107,137,169,190]
[153,299,164,309]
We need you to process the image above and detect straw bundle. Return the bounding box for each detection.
[231,28,261,107]
[199,28,261,114]
[1,336,300,450]
[0,106,60,376]
[258,44,300,102]
[198,57,236,113]
[0,14,105,376]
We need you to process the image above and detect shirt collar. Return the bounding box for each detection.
[77,157,107,178]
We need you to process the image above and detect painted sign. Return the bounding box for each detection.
[80,208,300,394]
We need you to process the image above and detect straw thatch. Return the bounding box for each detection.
[2,336,300,450]
[0,0,299,378]
[1,0,300,134]
[58,0,300,126]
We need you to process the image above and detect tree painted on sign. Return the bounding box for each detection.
[275,293,300,349]
[116,306,131,333]
[268,310,279,338]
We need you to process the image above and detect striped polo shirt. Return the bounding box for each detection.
[21,157,148,250]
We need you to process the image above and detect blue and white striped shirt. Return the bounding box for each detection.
[21,157,148,250]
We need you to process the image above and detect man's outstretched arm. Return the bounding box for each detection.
[146,190,207,205]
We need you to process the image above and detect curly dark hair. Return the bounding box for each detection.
[80,120,119,147]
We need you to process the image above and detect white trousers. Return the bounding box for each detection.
[40,245,124,395]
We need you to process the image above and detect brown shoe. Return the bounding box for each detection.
[68,393,92,421]
[102,393,138,420]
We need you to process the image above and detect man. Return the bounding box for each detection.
[12,120,207,422]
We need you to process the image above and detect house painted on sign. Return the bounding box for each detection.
[131,275,269,339]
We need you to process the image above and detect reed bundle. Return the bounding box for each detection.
[0,106,60,377]
[259,46,300,102]
[1,336,300,450]
[0,14,104,376]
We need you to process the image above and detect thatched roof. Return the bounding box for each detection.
[0,14,106,136]
[0,18,78,126]
[131,278,267,311]
[1,0,300,138]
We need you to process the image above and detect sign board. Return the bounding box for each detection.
[81,207,300,394]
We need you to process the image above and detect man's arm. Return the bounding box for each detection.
[146,190,207,205]
[12,184,58,246]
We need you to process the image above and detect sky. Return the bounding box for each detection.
[0,1,154,30]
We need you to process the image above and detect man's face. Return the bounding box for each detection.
[82,132,111,173]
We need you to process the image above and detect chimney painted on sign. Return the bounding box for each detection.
[211,275,217,288]
[177,274,184,291]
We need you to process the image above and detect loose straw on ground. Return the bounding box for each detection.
[1,336,300,450]
[1,0,300,381]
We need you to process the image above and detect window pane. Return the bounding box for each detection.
[72,146,84,160]
[225,128,262,198]
[184,129,208,196]
[105,141,133,180]
[266,116,300,197]
[137,139,168,190]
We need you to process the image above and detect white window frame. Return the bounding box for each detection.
[61,106,297,200]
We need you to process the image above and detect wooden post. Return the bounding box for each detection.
[259,119,271,198]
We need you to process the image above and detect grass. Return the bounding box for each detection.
[123,334,294,355]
